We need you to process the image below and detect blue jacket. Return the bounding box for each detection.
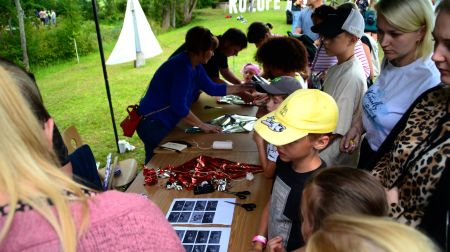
[139,51,226,129]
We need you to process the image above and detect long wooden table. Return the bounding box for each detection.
[127,152,272,251]
[126,93,271,251]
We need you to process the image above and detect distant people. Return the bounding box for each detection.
[247,22,274,48]
[171,28,248,85]
[39,9,46,25]
[0,66,184,251]
[305,215,440,252]
[341,0,440,170]
[291,0,303,34]
[267,167,388,251]
[252,76,305,179]
[251,89,338,251]
[295,0,322,41]
[370,0,449,228]
[311,7,367,167]
[137,26,252,164]
[51,10,56,25]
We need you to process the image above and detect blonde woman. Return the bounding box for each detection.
[0,67,183,251]
[306,215,440,252]
[341,0,440,170]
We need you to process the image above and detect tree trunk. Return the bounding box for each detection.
[161,4,170,29]
[13,0,30,71]
[183,0,198,23]
[171,0,176,28]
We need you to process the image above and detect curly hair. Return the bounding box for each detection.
[255,36,308,73]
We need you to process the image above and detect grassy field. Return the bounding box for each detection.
[35,4,291,165]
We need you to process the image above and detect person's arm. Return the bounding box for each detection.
[251,200,270,251]
[182,110,222,133]
[340,113,364,154]
[253,132,276,178]
[219,67,243,85]
[362,42,374,80]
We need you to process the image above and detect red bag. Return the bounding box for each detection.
[120,105,142,137]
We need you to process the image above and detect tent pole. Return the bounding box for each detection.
[91,0,120,153]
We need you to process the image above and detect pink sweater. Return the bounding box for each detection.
[0,191,184,252]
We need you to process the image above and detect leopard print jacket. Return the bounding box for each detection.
[372,85,450,227]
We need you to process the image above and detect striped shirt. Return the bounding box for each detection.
[311,40,370,79]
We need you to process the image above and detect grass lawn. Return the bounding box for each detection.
[35,4,291,165]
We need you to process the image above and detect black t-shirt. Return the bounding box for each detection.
[203,48,228,79]
[269,158,326,251]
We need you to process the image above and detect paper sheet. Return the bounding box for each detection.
[174,226,231,252]
[166,198,235,225]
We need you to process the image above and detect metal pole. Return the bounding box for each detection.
[91,0,120,153]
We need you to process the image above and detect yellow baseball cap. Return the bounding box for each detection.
[254,89,339,146]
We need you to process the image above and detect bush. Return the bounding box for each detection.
[0,18,97,68]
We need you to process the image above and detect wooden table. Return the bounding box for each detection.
[155,93,259,154]
[127,152,272,251]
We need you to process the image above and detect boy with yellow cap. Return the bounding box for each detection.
[251,89,339,251]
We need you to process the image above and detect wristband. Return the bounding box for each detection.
[252,235,267,246]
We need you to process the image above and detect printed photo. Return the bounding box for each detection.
[183,201,195,211]
[172,201,185,211]
[194,200,207,211]
[177,212,191,223]
[206,201,218,211]
[206,245,220,252]
[167,212,180,223]
[183,245,193,252]
[175,230,185,240]
[183,230,197,243]
[208,231,221,244]
[202,212,215,224]
[195,231,209,243]
[192,245,206,252]
[190,212,204,223]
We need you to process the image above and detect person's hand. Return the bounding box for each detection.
[267,236,285,252]
[199,123,222,133]
[386,187,399,205]
[340,126,362,154]
[249,242,264,252]
[252,92,269,107]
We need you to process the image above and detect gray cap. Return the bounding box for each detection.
[256,76,304,95]
[311,8,365,39]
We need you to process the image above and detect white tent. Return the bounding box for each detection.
[106,0,162,66]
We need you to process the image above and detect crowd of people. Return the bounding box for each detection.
[37,9,57,26]
[0,0,448,251]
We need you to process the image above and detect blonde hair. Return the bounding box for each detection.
[303,167,388,233]
[0,66,89,252]
[306,215,440,252]
[376,0,434,59]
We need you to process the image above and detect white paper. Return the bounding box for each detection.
[174,226,231,252]
[166,198,236,225]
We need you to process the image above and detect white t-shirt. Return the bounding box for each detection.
[266,143,279,162]
[320,57,367,167]
[362,56,440,151]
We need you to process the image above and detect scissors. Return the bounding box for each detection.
[225,201,256,211]
[224,190,251,199]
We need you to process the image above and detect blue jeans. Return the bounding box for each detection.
[136,118,171,164]
[292,11,302,33]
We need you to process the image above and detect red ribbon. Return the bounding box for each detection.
[143,165,158,186]
[143,155,263,190]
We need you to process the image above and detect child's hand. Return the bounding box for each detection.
[267,236,286,252]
